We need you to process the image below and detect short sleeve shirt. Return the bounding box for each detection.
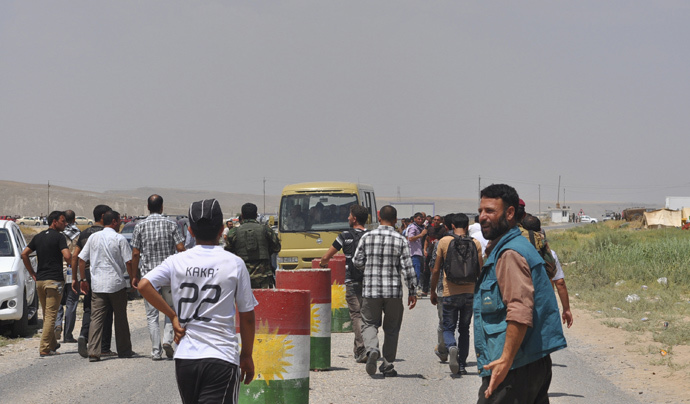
[550,249,564,281]
[28,228,68,281]
[143,245,258,365]
[131,214,184,274]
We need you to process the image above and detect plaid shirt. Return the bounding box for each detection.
[353,225,417,299]
[63,223,81,241]
[131,213,184,275]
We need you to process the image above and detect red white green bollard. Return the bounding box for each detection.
[312,256,350,333]
[276,268,331,370]
[238,289,311,404]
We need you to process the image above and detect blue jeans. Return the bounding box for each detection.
[411,255,423,285]
[442,293,473,366]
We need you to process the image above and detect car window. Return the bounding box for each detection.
[0,229,14,257]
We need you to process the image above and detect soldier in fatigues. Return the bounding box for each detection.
[226,203,281,289]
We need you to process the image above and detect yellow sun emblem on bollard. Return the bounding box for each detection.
[252,321,294,384]
[310,303,321,333]
[331,281,347,312]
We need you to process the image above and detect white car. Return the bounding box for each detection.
[0,220,38,337]
[580,215,598,224]
[16,216,41,226]
[74,216,93,225]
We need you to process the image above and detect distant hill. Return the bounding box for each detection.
[0,180,660,221]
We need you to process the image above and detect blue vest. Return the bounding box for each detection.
[473,226,567,377]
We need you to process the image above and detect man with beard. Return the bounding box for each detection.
[474,184,566,403]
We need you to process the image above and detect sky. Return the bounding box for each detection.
[1,1,689,205]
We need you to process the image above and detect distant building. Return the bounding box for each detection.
[549,207,571,224]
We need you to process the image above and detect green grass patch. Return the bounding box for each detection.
[549,222,690,367]
[0,335,9,348]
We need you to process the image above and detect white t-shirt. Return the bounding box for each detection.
[143,245,258,365]
[551,249,565,281]
[468,222,488,255]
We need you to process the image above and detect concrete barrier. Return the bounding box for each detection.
[276,268,331,370]
[312,256,350,333]
[238,289,310,404]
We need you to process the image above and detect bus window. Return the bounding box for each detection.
[280,193,358,232]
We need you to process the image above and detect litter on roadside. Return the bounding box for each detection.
[626,294,640,303]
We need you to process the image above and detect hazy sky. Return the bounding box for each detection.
[2,1,688,205]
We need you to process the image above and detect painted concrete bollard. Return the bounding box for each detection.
[312,257,350,333]
[238,289,311,404]
[276,268,331,370]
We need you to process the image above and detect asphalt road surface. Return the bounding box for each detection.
[1,292,646,404]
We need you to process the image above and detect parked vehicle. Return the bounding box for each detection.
[580,215,598,224]
[16,216,41,226]
[277,182,378,269]
[74,216,93,225]
[0,216,16,222]
[0,220,38,337]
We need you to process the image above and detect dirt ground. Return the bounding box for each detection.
[2,298,690,402]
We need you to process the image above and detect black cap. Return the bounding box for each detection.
[188,199,223,227]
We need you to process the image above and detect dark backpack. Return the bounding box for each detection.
[443,235,480,285]
[342,228,366,282]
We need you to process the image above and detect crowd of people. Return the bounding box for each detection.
[322,183,572,403]
[20,184,574,403]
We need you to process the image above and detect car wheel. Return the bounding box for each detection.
[10,293,31,338]
[35,222,40,226]
[27,289,39,326]
[88,221,93,225]
[19,222,25,225]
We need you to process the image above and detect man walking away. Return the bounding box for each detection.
[406,212,427,296]
[320,204,369,363]
[71,205,115,358]
[138,199,257,404]
[430,213,483,375]
[474,184,566,403]
[226,203,281,289]
[21,211,71,357]
[353,205,417,377]
[78,210,136,362]
[55,209,80,343]
[131,194,185,360]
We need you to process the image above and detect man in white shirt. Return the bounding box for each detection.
[78,210,136,362]
[138,199,257,404]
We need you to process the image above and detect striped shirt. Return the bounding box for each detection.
[131,213,184,275]
[353,225,417,299]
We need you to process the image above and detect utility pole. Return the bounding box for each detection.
[47,180,50,215]
[538,184,541,215]
[556,175,561,209]
[478,175,481,209]
[263,177,266,215]
[397,186,401,201]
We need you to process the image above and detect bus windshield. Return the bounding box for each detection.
[280,193,358,232]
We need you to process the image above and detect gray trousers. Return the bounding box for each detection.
[346,282,365,357]
[361,297,404,364]
[144,286,174,358]
[89,289,131,357]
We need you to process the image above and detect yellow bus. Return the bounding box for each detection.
[277,182,378,269]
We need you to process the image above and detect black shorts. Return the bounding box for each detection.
[175,358,240,404]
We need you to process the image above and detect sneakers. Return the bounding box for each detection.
[77,336,88,358]
[379,361,397,377]
[434,345,448,362]
[458,364,468,375]
[162,343,174,359]
[448,346,459,374]
[152,355,164,361]
[365,351,379,375]
[55,326,62,340]
[88,356,101,362]
[355,352,368,363]
[119,351,137,359]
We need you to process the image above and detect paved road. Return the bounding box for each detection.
[1,293,646,404]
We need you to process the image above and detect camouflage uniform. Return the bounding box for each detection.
[225,219,281,289]
[518,224,557,279]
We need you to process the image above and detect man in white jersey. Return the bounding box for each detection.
[138,199,257,403]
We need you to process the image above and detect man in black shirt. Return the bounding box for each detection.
[21,210,71,357]
[70,205,114,358]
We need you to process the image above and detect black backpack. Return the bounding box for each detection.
[342,228,366,282]
[443,235,480,285]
